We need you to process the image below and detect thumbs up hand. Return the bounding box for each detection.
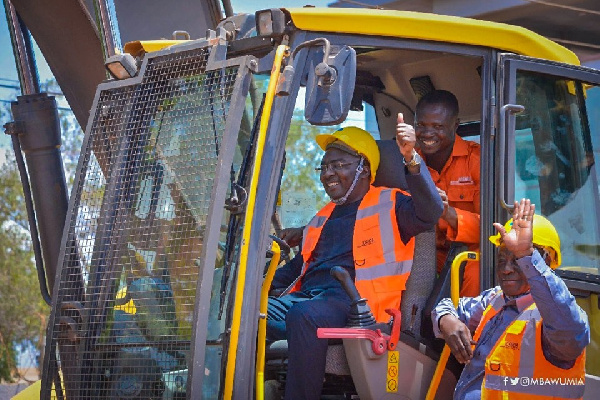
[396,113,416,162]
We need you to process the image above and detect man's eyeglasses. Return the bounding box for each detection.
[315,161,357,174]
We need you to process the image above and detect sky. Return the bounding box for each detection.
[0,3,17,82]
[0,0,16,156]
[0,1,54,152]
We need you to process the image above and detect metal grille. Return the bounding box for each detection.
[44,43,242,399]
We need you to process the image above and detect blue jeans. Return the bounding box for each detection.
[267,289,351,400]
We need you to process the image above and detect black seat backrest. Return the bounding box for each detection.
[374,140,470,379]
[421,242,468,349]
[420,242,468,379]
[374,140,436,338]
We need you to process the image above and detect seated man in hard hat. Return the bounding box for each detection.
[433,199,589,400]
[267,125,443,400]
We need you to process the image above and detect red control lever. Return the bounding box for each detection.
[317,328,388,355]
[385,308,401,351]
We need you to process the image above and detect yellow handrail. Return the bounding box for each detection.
[222,44,289,400]
[425,251,479,400]
[256,241,281,400]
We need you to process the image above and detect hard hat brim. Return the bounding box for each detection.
[489,232,502,246]
[315,134,337,151]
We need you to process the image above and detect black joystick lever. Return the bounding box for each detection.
[330,266,377,328]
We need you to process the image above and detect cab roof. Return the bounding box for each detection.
[286,8,580,66]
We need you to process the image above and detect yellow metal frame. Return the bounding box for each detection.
[426,251,479,400]
[124,8,578,67]
[286,8,579,66]
[575,293,600,375]
[255,241,282,400]
[222,44,289,400]
[12,379,58,399]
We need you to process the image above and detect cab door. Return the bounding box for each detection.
[498,54,600,392]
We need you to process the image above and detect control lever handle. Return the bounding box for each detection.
[330,266,376,327]
[330,266,361,303]
[268,235,291,258]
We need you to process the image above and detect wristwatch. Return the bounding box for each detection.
[402,149,421,168]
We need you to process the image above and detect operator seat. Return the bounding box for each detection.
[373,139,437,338]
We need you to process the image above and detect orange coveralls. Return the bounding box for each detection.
[422,135,481,296]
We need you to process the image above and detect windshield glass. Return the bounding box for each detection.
[513,70,600,275]
[278,87,380,233]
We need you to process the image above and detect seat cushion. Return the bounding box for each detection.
[265,340,351,376]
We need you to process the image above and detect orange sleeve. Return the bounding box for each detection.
[446,143,481,244]
[447,208,480,244]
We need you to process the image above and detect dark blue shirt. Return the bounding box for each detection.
[271,170,442,294]
[294,199,358,292]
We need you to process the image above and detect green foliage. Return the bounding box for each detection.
[0,157,49,382]
[280,108,332,212]
[0,343,16,383]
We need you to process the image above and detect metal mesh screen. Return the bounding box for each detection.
[44,44,243,399]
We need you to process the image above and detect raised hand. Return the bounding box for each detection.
[493,198,535,259]
[395,112,416,161]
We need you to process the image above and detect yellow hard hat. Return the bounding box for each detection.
[489,214,561,269]
[315,127,380,183]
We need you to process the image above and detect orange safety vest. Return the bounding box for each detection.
[473,291,586,400]
[292,185,415,322]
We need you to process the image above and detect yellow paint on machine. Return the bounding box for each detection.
[11,380,57,399]
[286,8,579,66]
[386,350,399,393]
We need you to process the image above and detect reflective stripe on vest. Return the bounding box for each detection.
[476,291,586,399]
[293,186,415,322]
[354,260,412,281]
